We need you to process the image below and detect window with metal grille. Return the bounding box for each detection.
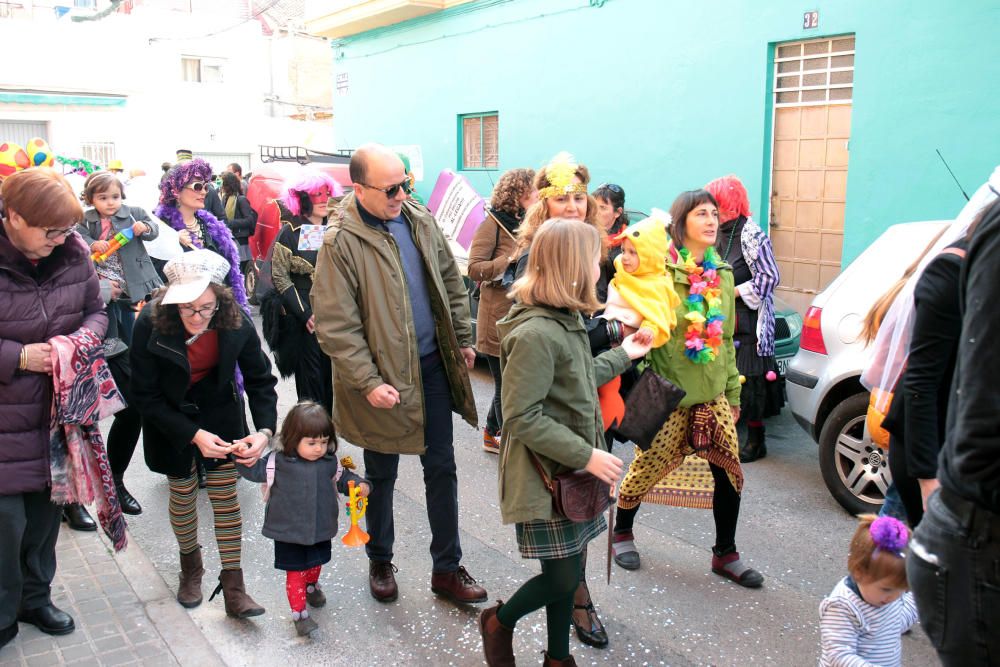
[458,112,498,170]
[774,36,855,107]
[81,141,116,168]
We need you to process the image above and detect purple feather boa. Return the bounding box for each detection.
[154,204,250,313]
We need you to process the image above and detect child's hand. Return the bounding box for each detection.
[584,448,624,487]
[633,328,654,346]
[621,332,653,360]
[131,221,151,236]
[358,482,372,498]
[91,240,111,254]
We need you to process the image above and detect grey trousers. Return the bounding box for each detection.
[0,490,62,627]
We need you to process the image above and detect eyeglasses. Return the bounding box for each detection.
[184,181,208,192]
[358,179,412,199]
[44,225,77,240]
[177,303,219,318]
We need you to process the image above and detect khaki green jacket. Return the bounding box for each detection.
[647,258,741,408]
[311,193,477,455]
[496,304,631,524]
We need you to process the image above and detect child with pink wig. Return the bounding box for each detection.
[265,170,343,412]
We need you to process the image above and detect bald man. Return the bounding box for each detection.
[311,144,485,605]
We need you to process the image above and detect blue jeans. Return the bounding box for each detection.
[363,352,462,573]
[907,488,1000,666]
[879,483,908,522]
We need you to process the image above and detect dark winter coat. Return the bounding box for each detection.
[77,205,162,304]
[0,229,108,495]
[238,451,368,545]
[129,300,278,477]
[222,194,257,245]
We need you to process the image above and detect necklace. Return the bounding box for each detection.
[678,246,725,364]
[722,221,739,261]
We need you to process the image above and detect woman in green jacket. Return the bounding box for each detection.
[479,218,650,667]
[611,190,764,589]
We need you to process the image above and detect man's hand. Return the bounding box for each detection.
[919,478,940,511]
[460,347,476,369]
[22,343,53,374]
[366,383,400,409]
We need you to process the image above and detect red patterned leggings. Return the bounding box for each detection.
[285,566,321,612]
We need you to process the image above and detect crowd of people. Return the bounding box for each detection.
[0,140,997,667]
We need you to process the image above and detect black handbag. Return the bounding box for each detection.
[614,368,686,451]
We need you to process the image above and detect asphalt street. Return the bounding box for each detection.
[115,353,939,667]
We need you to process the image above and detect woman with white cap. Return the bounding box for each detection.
[129,249,278,617]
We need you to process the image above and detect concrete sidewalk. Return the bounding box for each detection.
[0,523,223,667]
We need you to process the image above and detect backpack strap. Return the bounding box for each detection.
[260,453,276,502]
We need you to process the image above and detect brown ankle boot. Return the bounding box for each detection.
[177,548,204,609]
[478,601,515,667]
[209,569,265,618]
[542,652,577,666]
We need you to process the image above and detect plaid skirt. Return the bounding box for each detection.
[515,514,606,560]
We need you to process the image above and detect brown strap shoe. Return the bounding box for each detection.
[369,561,399,602]
[209,569,265,618]
[431,565,488,604]
[479,601,515,667]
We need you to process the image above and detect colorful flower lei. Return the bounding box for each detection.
[679,246,725,364]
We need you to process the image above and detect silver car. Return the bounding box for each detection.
[785,220,949,515]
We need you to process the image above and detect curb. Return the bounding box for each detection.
[94,527,226,666]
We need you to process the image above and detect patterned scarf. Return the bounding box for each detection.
[48,328,128,551]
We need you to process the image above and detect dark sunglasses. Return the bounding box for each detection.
[184,181,208,192]
[597,183,623,194]
[359,179,412,199]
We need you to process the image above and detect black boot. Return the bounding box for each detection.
[739,425,766,463]
[114,477,142,515]
[62,503,97,532]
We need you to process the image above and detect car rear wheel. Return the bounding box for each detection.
[818,392,891,515]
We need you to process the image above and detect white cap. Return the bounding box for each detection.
[161,249,230,305]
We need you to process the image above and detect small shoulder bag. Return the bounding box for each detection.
[526,449,610,523]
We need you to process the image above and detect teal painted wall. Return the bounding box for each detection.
[331,0,1000,264]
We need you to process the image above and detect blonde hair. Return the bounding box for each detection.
[508,218,602,313]
[514,162,602,258]
[847,514,908,589]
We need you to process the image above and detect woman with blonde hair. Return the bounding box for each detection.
[480,218,650,666]
[468,168,537,453]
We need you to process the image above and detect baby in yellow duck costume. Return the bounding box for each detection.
[602,209,681,348]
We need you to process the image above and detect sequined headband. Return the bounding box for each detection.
[537,182,588,199]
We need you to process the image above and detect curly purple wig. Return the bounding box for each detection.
[280,169,343,217]
[159,158,213,208]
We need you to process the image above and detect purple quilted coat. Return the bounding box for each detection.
[0,227,108,495]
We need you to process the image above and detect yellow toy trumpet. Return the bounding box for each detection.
[341,480,369,547]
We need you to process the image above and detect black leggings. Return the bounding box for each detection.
[616,462,740,551]
[485,354,503,435]
[106,354,141,479]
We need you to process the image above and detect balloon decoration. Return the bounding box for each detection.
[0,137,102,181]
[55,154,102,177]
[0,141,30,179]
[26,137,54,167]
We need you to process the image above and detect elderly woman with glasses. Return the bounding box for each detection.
[264,170,343,412]
[0,168,108,648]
[154,158,249,310]
[129,249,278,618]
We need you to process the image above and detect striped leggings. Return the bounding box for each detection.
[168,462,242,570]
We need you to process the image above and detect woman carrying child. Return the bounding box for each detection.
[480,218,651,667]
[238,401,371,637]
[611,189,763,588]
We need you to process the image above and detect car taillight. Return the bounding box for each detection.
[800,306,827,354]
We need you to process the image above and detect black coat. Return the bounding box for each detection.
[129,300,278,477]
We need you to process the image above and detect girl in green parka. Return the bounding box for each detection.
[478,218,651,667]
[611,190,764,589]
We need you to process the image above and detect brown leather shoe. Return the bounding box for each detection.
[177,548,204,609]
[431,565,488,604]
[369,561,398,602]
[479,601,515,667]
[209,568,265,618]
[542,652,577,666]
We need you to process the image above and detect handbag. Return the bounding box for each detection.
[527,450,610,522]
[614,368,686,451]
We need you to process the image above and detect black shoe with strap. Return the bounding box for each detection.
[572,600,608,648]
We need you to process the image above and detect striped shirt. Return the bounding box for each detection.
[818,577,917,666]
